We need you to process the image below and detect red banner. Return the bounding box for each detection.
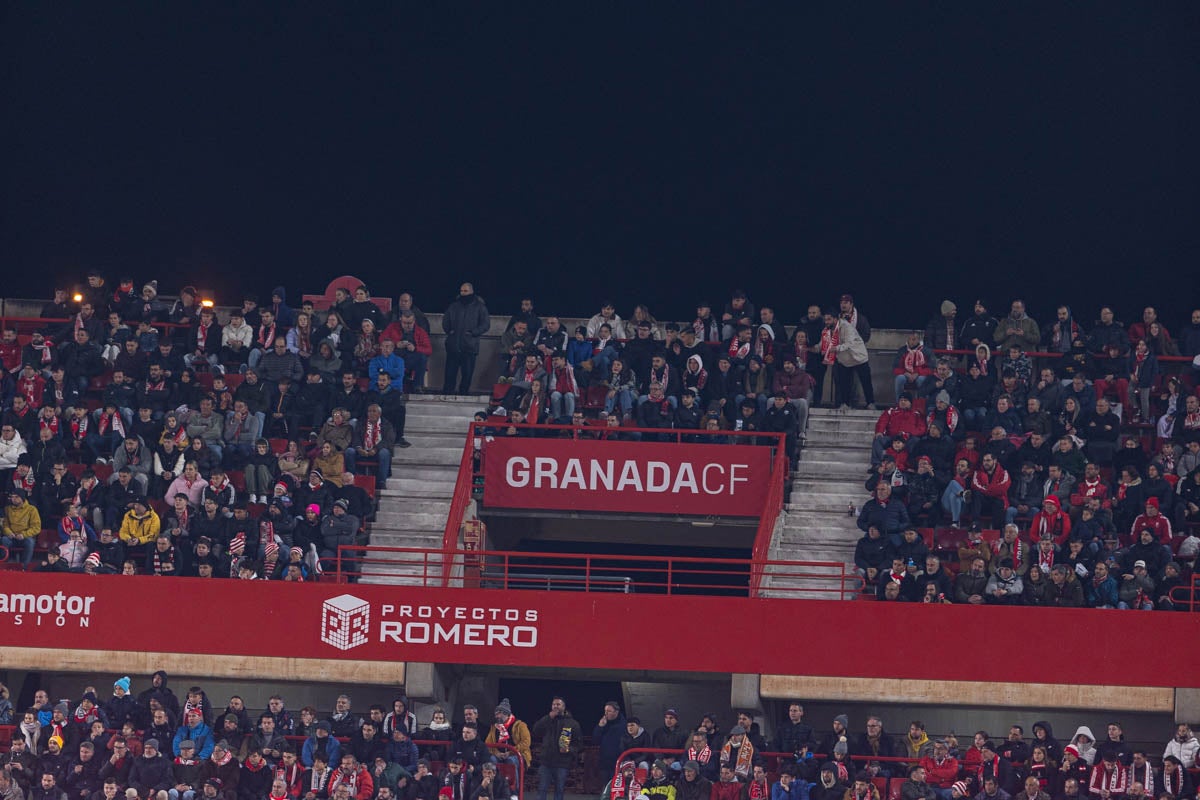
[3,573,1200,687]
[481,437,771,516]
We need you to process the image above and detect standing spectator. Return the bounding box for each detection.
[442,283,490,395]
[925,301,960,352]
[994,300,1040,353]
[820,310,872,410]
[592,702,626,787]
[531,697,581,800]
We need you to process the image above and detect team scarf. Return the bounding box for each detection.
[33,340,53,364]
[820,324,839,365]
[308,767,332,795]
[18,376,43,404]
[275,762,303,790]
[14,472,35,493]
[40,415,60,436]
[1129,762,1153,796]
[650,364,672,388]
[365,419,382,449]
[728,338,751,361]
[976,756,1002,786]
[1037,547,1055,572]
[152,544,177,575]
[494,714,515,744]
[610,772,642,800]
[99,412,126,439]
[998,537,1022,567]
[902,346,928,375]
[720,740,753,776]
[1185,410,1200,432]
[834,759,849,784]
[688,745,712,765]
[745,780,768,800]
[1162,764,1183,797]
[1089,762,1127,795]
[70,414,89,441]
[61,514,87,540]
[1133,349,1148,382]
[256,322,277,349]
[196,321,212,350]
[228,412,249,440]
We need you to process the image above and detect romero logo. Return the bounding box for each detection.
[321,594,370,651]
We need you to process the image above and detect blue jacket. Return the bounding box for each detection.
[1086,576,1119,608]
[592,715,627,768]
[173,720,215,759]
[369,353,406,384]
[385,738,420,771]
[566,339,593,368]
[772,782,810,800]
[302,735,342,768]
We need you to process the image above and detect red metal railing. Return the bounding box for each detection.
[750,443,789,596]
[439,429,481,586]
[1169,575,1200,612]
[333,546,862,600]
[934,347,1193,365]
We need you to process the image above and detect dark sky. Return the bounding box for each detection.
[3,3,1198,329]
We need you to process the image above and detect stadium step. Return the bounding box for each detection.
[361,395,485,583]
[763,410,874,595]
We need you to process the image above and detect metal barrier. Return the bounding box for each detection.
[333,546,863,600]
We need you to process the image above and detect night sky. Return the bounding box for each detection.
[3,3,1198,329]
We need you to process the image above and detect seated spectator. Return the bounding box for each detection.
[970,453,1011,530]
[941,459,974,528]
[345,405,394,491]
[892,333,936,401]
[772,359,813,438]
[857,483,910,546]
[872,394,926,467]
[586,302,625,340]
[876,556,920,601]
[985,559,1023,605]
[547,352,578,423]
[1006,463,1045,527]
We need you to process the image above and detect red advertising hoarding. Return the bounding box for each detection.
[3,572,1200,687]
[482,437,770,516]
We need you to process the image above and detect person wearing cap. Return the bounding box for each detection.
[169,738,202,800]
[984,559,1023,605]
[485,698,531,773]
[675,760,711,800]
[1117,560,1155,610]
[317,498,360,572]
[718,726,756,780]
[918,740,959,800]
[117,494,160,559]
[924,300,960,352]
[128,737,171,798]
[2,486,41,566]
[609,759,642,800]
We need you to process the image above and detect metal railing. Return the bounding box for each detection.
[333,546,863,600]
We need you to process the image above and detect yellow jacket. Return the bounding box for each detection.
[485,717,533,766]
[119,509,161,545]
[2,502,41,539]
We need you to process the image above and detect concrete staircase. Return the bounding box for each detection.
[759,407,876,598]
[359,393,486,585]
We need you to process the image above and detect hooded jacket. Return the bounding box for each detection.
[1069,727,1097,765]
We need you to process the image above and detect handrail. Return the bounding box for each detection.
[440,428,480,586]
[334,546,861,599]
[750,443,789,597]
[933,347,1193,363]
[474,419,788,444]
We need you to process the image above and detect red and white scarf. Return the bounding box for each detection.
[610,772,642,800]
[495,715,514,744]
[14,472,35,493]
[820,325,839,366]
[364,419,382,449]
[688,746,712,765]
[98,412,126,439]
[746,780,767,800]
[40,415,60,436]
[1088,763,1127,796]
[70,414,89,441]
[902,347,928,374]
[196,321,212,350]
[256,323,277,349]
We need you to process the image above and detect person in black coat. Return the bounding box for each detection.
[127,740,173,798]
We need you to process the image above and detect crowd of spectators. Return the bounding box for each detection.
[854,299,1200,611]
[0,273,433,573]
[3,678,1199,800]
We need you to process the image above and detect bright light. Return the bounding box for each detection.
[72,293,83,303]
[200,299,215,308]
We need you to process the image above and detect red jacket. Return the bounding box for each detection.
[972,464,1011,505]
[0,342,19,372]
[919,756,960,788]
[1029,509,1072,545]
[711,781,743,800]
[1070,478,1111,509]
[380,322,433,356]
[1130,512,1172,544]
[875,407,927,439]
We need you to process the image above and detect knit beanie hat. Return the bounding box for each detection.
[114,676,131,693]
[495,698,512,718]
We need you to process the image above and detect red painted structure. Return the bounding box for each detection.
[4,571,1200,686]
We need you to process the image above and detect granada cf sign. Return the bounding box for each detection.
[482,438,771,517]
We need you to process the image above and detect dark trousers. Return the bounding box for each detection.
[443,351,477,394]
[833,362,875,406]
